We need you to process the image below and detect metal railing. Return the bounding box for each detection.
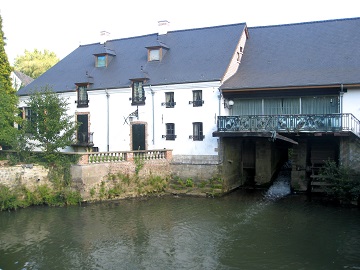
[74,132,94,145]
[217,113,360,136]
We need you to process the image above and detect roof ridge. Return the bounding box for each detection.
[248,16,360,30]
[78,22,247,47]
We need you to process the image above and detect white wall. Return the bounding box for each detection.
[17,81,224,156]
[70,82,223,155]
[342,88,360,120]
[145,82,221,155]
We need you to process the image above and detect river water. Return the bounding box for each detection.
[1,184,359,269]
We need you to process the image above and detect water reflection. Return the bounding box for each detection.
[1,192,359,270]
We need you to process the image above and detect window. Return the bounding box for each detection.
[132,80,146,105]
[18,107,33,131]
[191,122,204,141]
[149,49,160,61]
[162,123,176,140]
[74,113,94,146]
[96,55,106,67]
[77,85,89,108]
[162,92,175,108]
[191,90,204,107]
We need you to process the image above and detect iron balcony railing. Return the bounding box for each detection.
[217,113,360,136]
[74,132,94,146]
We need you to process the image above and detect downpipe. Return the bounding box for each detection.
[106,89,110,152]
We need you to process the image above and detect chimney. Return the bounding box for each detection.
[100,31,110,44]
[158,20,170,35]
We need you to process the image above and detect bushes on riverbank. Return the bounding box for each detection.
[0,151,82,211]
[0,184,82,211]
[320,160,360,206]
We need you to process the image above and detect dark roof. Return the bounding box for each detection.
[221,17,360,90]
[18,23,247,96]
[13,70,34,86]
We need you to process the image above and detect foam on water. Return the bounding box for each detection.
[265,162,292,200]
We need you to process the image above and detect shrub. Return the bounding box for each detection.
[320,160,360,205]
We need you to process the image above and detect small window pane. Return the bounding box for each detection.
[97,55,106,67]
[149,49,160,61]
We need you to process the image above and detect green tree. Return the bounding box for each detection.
[0,15,19,148]
[24,86,77,162]
[14,49,59,79]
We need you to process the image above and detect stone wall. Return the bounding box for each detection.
[71,159,172,200]
[170,155,221,181]
[0,161,51,191]
[340,136,360,171]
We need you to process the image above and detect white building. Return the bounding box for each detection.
[17,18,360,186]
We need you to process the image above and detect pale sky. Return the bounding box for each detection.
[1,0,359,65]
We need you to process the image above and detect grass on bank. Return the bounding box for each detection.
[0,184,82,211]
[0,151,82,211]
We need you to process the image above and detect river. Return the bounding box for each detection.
[1,184,359,269]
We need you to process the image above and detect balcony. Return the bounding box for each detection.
[72,132,94,147]
[214,113,360,137]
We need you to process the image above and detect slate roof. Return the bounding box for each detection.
[17,23,247,96]
[13,70,34,87]
[221,17,360,90]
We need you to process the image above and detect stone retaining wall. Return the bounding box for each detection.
[0,161,50,190]
[71,159,172,200]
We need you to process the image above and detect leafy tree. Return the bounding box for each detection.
[14,49,59,79]
[24,86,77,162]
[0,14,19,148]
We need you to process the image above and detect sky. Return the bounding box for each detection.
[1,0,359,65]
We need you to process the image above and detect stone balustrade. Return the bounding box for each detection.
[77,149,173,165]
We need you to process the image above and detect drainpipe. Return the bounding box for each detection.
[339,84,344,166]
[340,84,344,114]
[218,88,222,116]
[106,89,110,152]
[150,85,155,145]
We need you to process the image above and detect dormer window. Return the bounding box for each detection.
[96,55,106,67]
[149,49,160,61]
[93,47,116,68]
[131,80,146,106]
[76,84,89,108]
[146,41,169,62]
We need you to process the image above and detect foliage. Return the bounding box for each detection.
[0,15,20,148]
[134,154,145,175]
[14,49,59,79]
[185,178,194,187]
[24,86,77,161]
[320,160,360,204]
[0,184,82,211]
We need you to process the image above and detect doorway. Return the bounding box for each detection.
[131,123,146,150]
